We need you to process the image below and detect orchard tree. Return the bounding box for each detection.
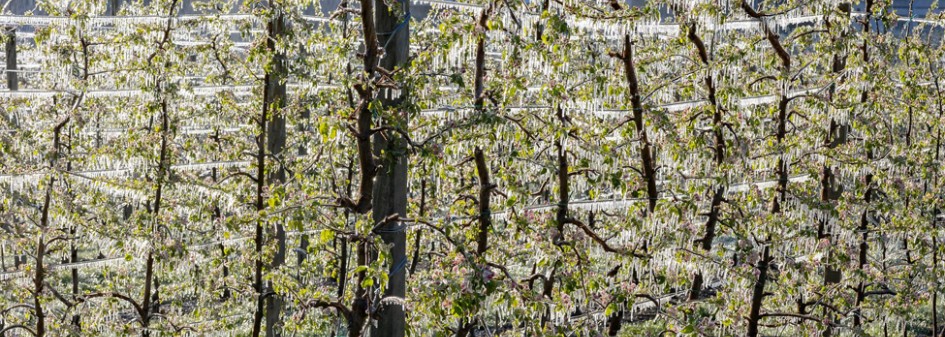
[4,0,945,336]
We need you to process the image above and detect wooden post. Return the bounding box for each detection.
[372,0,410,334]
[106,0,122,16]
[5,28,17,91]
[264,7,288,337]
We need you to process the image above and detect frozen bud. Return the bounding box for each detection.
[746,251,759,265]
[738,239,749,249]
[549,228,560,241]
[481,267,495,282]
[430,142,443,158]
[574,229,586,242]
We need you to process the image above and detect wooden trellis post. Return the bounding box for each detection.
[106,0,122,16]
[4,27,16,91]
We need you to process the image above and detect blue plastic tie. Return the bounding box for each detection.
[390,256,409,275]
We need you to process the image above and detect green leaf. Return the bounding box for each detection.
[318,120,329,137]
[320,230,335,244]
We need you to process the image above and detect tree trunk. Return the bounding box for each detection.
[32,127,60,337]
[409,179,426,275]
[346,0,383,331]
[853,1,874,329]
[70,225,80,329]
[141,99,171,337]
[924,124,944,337]
[746,247,771,337]
[474,148,492,256]
[622,37,658,213]
[930,56,945,337]
[33,240,46,337]
[740,4,792,335]
[819,20,849,334]
[686,23,724,301]
[607,34,655,335]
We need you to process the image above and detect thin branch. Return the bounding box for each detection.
[0,325,38,336]
[77,292,145,319]
[563,218,648,258]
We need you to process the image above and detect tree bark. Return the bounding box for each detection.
[741,3,792,335]
[607,34,656,335]
[686,23,725,301]
[818,14,849,335]
[70,224,80,329]
[141,99,171,337]
[853,1,874,330]
[251,74,270,337]
[345,0,384,332]
[746,247,771,337]
[138,3,177,333]
[409,178,426,275]
[619,35,658,213]
[929,56,945,337]
[475,148,492,256]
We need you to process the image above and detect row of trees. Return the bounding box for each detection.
[2,0,945,336]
